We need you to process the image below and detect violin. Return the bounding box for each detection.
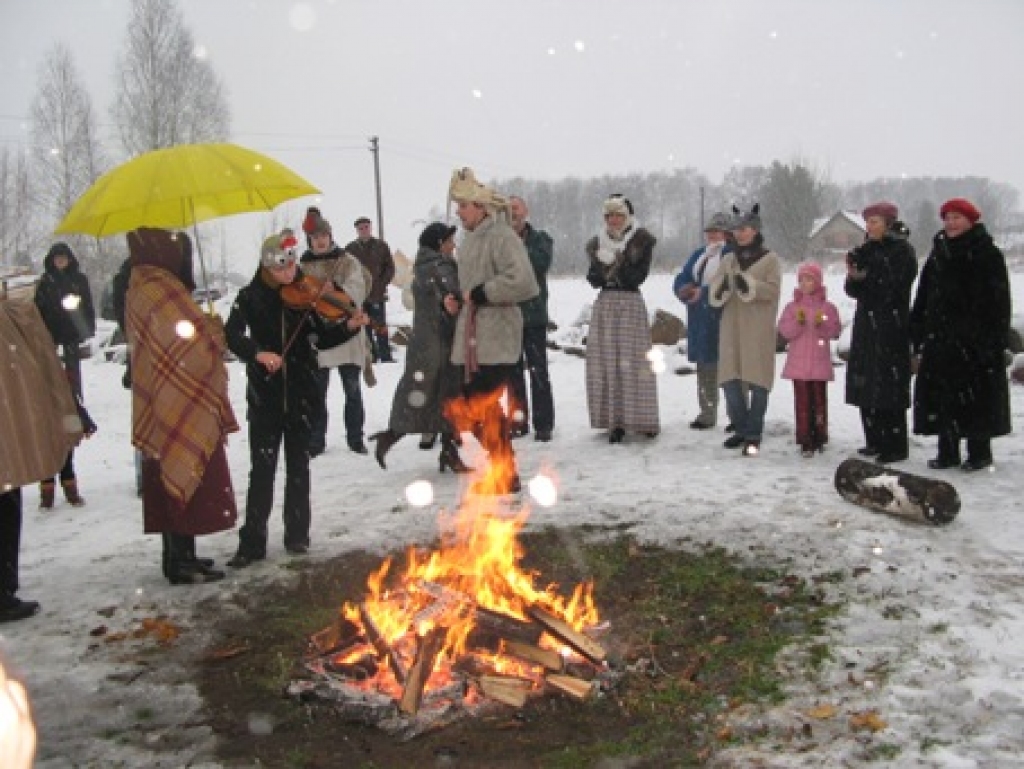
[280,274,387,334]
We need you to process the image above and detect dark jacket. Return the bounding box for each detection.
[345,236,395,303]
[34,246,96,346]
[910,223,1011,439]
[585,227,657,292]
[517,223,553,328]
[843,224,918,410]
[225,267,358,424]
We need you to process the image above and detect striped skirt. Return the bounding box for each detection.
[585,290,660,433]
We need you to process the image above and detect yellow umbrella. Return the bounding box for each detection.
[55,142,320,237]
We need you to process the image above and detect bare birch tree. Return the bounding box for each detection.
[0,148,35,269]
[110,0,230,155]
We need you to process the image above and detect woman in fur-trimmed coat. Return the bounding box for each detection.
[708,205,782,456]
[910,198,1011,472]
[584,194,659,443]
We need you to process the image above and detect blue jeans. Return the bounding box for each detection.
[722,380,769,441]
[310,365,364,451]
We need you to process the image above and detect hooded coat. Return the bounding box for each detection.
[844,225,918,410]
[34,244,96,347]
[910,223,1011,439]
[778,265,842,381]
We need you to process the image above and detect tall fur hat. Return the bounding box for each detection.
[449,167,508,211]
[731,203,762,231]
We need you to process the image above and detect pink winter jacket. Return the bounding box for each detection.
[778,285,842,382]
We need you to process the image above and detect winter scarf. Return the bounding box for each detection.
[734,233,768,270]
[595,222,640,265]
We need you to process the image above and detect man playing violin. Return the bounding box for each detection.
[298,209,373,457]
[224,230,367,568]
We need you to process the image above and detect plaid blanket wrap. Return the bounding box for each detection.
[127,266,239,506]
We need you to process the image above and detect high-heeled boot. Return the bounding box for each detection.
[368,429,402,470]
[439,435,473,474]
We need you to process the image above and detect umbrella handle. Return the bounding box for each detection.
[189,200,216,315]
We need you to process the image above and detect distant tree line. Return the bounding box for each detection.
[499,163,1020,276]
[0,0,229,308]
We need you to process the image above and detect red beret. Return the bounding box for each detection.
[862,201,898,221]
[939,198,981,224]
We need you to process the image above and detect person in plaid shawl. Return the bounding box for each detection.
[126,228,238,585]
[225,231,367,568]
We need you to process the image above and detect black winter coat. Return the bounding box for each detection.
[585,227,656,292]
[225,268,358,424]
[910,223,1011,439]
[35,250,96,346]
[844,227,918,410]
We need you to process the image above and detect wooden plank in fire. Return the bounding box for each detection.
[398,626,448,715]
[476,674,532,708]
[526,605,607,664]
[473,606,543,645]
[546,673,595,702]
[500,639,564,672]
[308,616,362,657]
[358,603,407,684]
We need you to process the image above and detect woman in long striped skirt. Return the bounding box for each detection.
[584,194,659,443]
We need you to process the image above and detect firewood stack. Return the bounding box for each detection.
[288,580,621,740]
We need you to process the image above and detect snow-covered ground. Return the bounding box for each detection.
[3,268,1024,768]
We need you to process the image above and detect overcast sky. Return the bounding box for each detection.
[2,0,1023,269]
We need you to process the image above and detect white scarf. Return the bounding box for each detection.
[595,222,639,265]
[693,241,725,286]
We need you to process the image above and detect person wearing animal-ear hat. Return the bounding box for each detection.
[708,204,782,457]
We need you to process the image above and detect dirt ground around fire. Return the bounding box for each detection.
[190,527,827,769]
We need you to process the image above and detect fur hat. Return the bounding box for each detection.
[862,201,899,221]
[731,203,762,231]
[260,230,299,269]
[939,198,981,224]
[703,211,732,232]
[603,194,634,217]
[449,167,508,210]
[302,207,331,237]
[419,222,457,251]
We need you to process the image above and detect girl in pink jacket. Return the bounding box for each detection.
[778,261,842,457]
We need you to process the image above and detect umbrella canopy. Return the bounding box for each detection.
[55,142,319,237]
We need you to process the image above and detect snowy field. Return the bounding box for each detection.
[3,267,1024,768]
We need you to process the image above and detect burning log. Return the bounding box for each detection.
[527,605,607,664]
[500,639,564,672]
[359,603,408,684]
[399,626,448,715]
[476,674,532,708]
[546,673,595,702]
[470,606,543,647]
[287,680,398,724]
[308,616,362,657]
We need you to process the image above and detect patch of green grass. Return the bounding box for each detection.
[927,622,949,634]
[865,742,902,761]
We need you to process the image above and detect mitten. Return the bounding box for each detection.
[814,311,825,327]
[796,308,806,325]
[714,273,732,301]
[733,272,749,293]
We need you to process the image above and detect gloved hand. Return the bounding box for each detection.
[814,311,825,327]
[796,308,807,325]
[714,273,732,301]
[733,272,749,293]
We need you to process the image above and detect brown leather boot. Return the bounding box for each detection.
[39,480,55,510]
[62,478,85,507]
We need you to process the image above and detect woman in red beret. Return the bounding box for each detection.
[844,202,918,463]
[909,198,1012,471]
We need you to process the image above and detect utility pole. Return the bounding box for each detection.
[369,136,384,239]
[699,185,706,233]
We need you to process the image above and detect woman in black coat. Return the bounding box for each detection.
[910,198,1012,471]
[33,242,97,508]
[844,202,918,463]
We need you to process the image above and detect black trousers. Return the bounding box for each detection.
[238,414,312,557]
[364,300,393,362]
[310,365,364,450]
[0,489,22,597]
[507,326,554,434]
[860,407,908,456]
[937,430,991,464]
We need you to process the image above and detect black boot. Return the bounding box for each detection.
[369,429,402,470]
[439,435,473,474]
[166,534,224,585]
